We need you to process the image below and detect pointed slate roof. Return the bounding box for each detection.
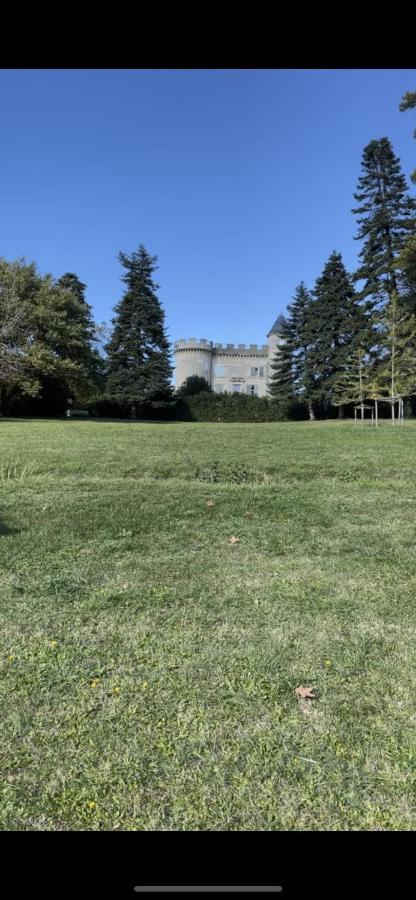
[267,314,286,337]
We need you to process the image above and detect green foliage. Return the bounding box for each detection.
[0,259,104,414]
[370,291,416,400]
[176,375,211,396]
[352,137,416,311]
[176,391,304,422]
[268,284,316,417]
[399,90,416,183]
[105,245,173,412]
[307,253,366,411]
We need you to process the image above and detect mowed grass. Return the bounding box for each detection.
[1,418,416,831]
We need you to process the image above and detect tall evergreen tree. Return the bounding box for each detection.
[268,283,316,419]
[397,94,416,309]
[268,316,295,406]
[399,91,416,183]
[55,271,103,391]
[56,273,87,304]
[105,245,172,413]
[352,137,416,312]
[307,252,367,415]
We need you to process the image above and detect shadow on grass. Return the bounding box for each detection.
[0,519,20,537]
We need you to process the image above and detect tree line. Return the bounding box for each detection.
[0,247,173,417]
[0,91,415,421]
[269,95,416,421]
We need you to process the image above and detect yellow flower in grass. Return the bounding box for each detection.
[90,679,99,688]
[50,641,57,648]
[7,655,15,663]
[87,801,96,810]
[112,687,120,695]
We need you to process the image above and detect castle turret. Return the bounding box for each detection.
[174,338,214,389]
[267,314,286,360]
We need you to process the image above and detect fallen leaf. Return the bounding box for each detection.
[244,511,253,518]
[228,536,240,544]
[206,500,215,508]
[295,685,316,700]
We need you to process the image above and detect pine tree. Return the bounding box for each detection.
[105,245,173,413]
[352,137,416,312]
[56,273,87,304]
[55,271,103,394]
[268,316,295,406]
[268,283,316,418]
[397,95,416,309]
[307,252,367,415]
[399,91,416,183]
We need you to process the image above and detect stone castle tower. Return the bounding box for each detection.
[174,314,286,398]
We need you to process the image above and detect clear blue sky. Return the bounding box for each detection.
[1,69,416,346]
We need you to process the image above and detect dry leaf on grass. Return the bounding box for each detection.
[206,500,215,508]
[295,685,316,700]
[244,511,253,518]
[228,536,240,545]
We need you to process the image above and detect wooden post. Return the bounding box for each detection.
[392,399,395,427]
[375,399,378,427]
[354,407,357,425]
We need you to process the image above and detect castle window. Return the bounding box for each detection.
[259,366,265,378]
[214,384,224,393]
[247,384,258,395]
[232,383,241,393]
[250,367,259,377]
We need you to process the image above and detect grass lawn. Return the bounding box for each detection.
[1,418,416,831]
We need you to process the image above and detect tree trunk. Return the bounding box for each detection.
[338,405,344,419]
[308,400,316,421]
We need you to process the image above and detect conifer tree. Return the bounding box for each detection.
[397,95,416,309]
[57,273,87,304]
[55,272,103,392]
[307,252,366,415]
[268,283,316,418]
[352,137,416,312]
[268,316,295,406]
[105,245,172,413]
[399,91,416,183]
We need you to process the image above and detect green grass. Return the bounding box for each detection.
[1,418,416,831]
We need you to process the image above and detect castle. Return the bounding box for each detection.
[174,315,286,398]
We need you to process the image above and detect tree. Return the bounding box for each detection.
[352,137,416,313]
[268,316,294,405]
[368,291,416,422]
[397,94,416,310]
[105,245,173,413]
[0,258,104,415]
[56,272,87,304]
[55,272,104,395]
[176,375,211,397]
[268,284,316,418]
[0,259,40,404]
[399,91,416,183]
[307,252,366,415]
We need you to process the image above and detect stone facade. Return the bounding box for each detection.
[174,315,286,397]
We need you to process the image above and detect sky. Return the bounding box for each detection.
[1,68,416,347]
